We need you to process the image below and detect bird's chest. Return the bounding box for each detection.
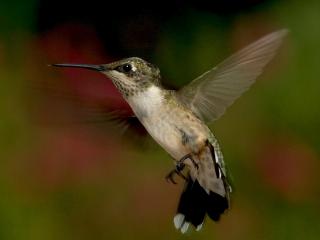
[128,88,190,159]
[128,86,207,160]
[143,110,211,164]
[141,108,190,159]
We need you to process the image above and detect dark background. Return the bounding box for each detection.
[1,0,320,239]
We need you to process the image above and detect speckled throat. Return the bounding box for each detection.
[110,76,155,98]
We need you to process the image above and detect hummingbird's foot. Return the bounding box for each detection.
[165,153,200,184]
[190,158,199,170]
[165,163,187,184]
[178,153,199,170]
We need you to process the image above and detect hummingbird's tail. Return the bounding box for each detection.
[173,176,229,233]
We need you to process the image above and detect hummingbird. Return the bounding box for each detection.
[52,29,287,233]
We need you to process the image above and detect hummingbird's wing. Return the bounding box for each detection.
[177,29,288,123]
[28,78,147,136]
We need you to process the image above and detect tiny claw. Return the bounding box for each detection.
[176,170,187,180]
[165,171,177,184]
[165,163,187,184]
[176,162,185,172]
[166,155,193,184]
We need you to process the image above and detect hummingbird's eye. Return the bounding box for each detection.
[116,63,132,73]
[122,64,132,72]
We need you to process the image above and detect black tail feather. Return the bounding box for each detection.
[177,179,206,227]
[176,177,229,229]
[206,191,229,221]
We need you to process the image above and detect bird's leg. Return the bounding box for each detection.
[165,163,186,184]
[165,153,198,184]
[178,153,199,169]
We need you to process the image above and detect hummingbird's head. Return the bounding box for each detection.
[52,57,161,98]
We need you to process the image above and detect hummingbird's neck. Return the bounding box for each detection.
[127,85,165,119]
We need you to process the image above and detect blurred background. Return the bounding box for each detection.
[1,0,320,239]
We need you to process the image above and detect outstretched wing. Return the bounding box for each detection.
[177,29,288,123]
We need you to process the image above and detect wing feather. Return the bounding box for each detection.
[177,29,288,122]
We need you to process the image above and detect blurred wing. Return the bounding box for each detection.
[177,29,288,123]
[28,80,147,136]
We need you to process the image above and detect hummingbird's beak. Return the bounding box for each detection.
[50,63,107,72]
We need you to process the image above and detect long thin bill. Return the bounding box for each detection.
[50,63,106,71]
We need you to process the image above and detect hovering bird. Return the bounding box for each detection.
[52,29,287,233]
